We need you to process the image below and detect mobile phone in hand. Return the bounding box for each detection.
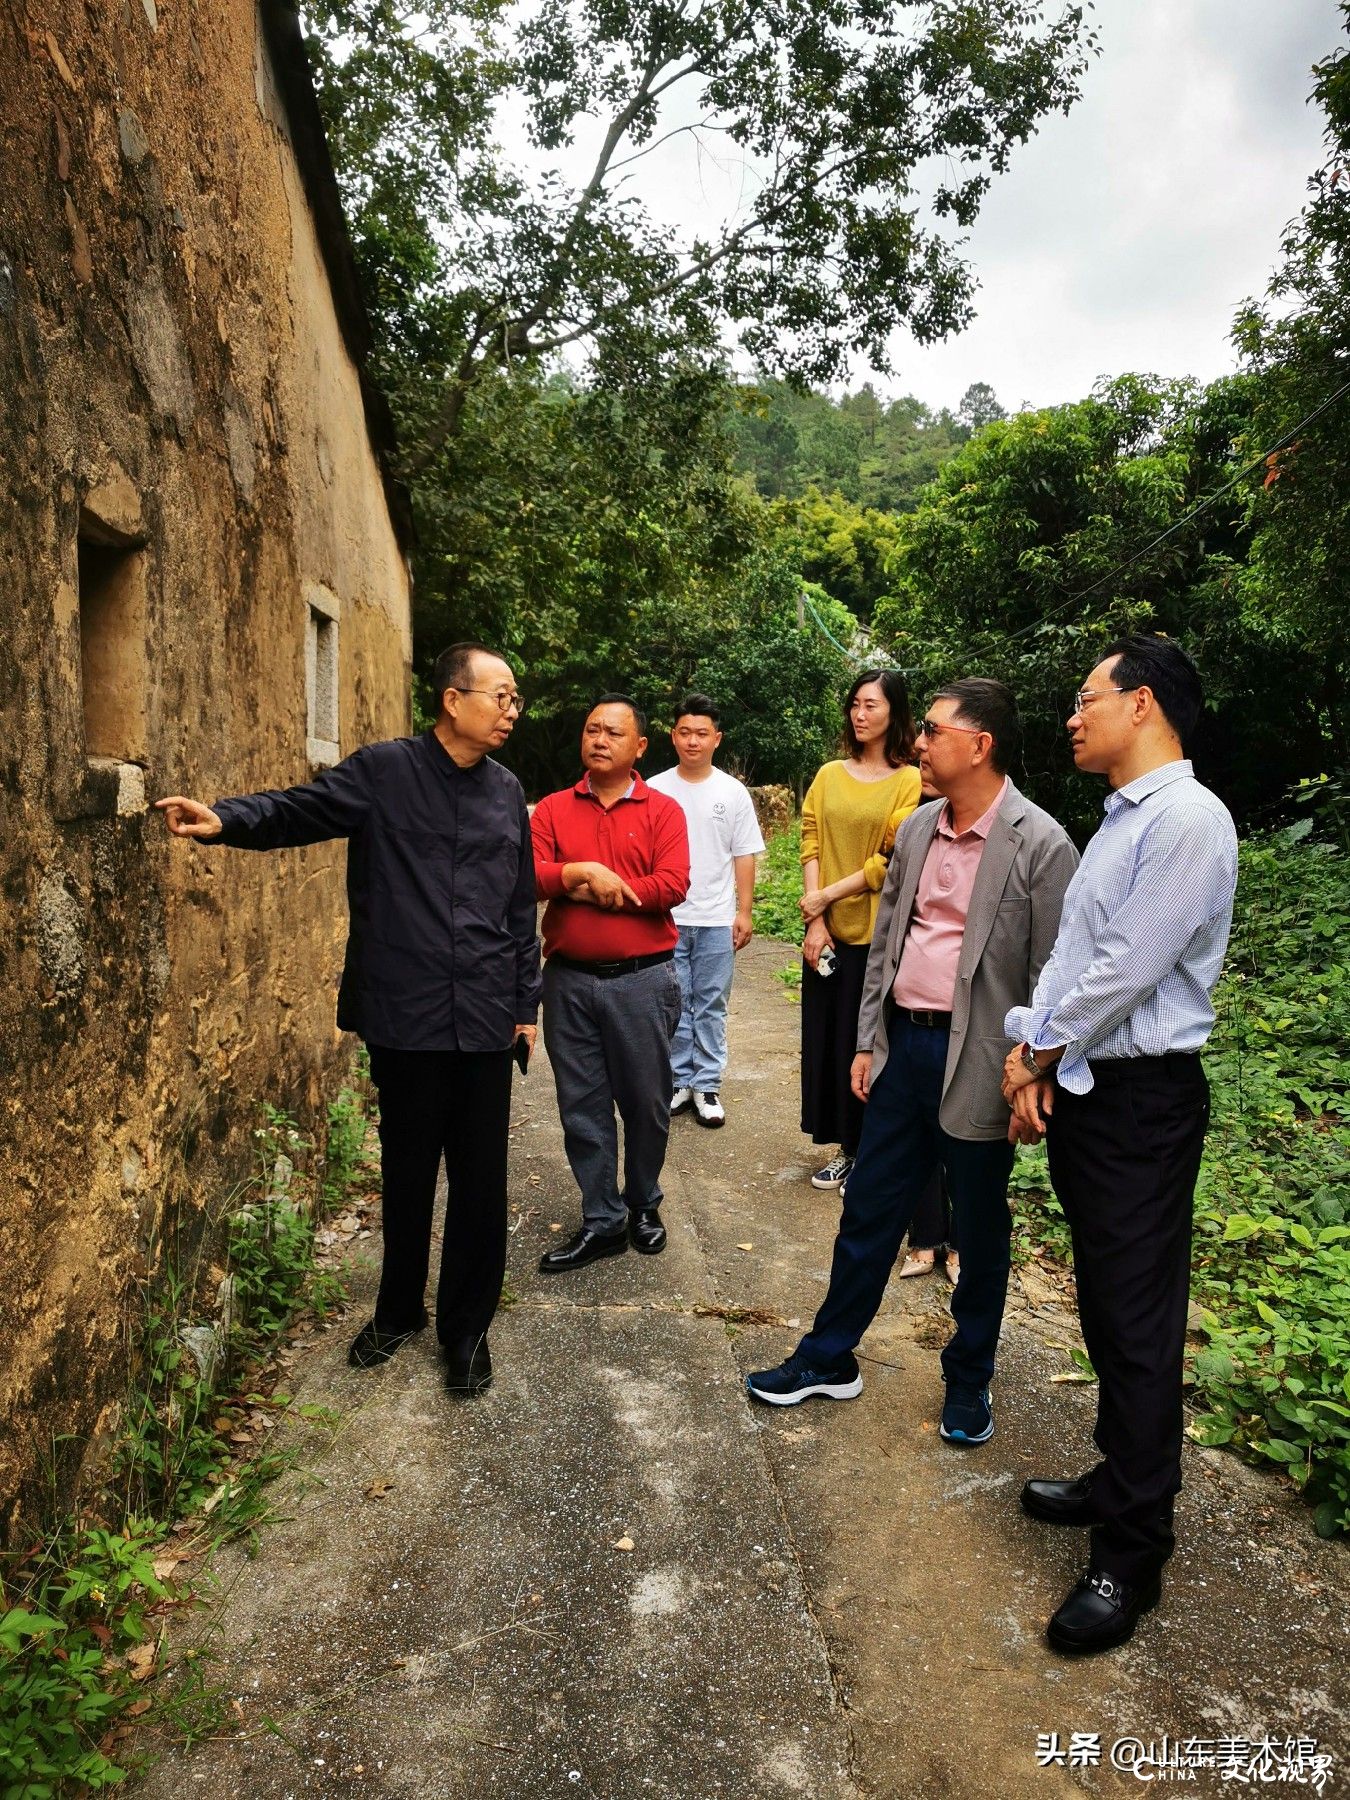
[513,1035,530,1075]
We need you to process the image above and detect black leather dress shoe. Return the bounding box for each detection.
[348,1309,428,1368]
[1047,1567,1161,1655]
[629,1206,667,1255]
[1021,1473,1099,1526]
[443,1333,492,1397]
[538,1226,629,1273]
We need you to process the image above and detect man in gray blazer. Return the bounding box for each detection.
[748,679,1078,1445]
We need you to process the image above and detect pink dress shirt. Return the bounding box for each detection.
[892,780,1009,1012]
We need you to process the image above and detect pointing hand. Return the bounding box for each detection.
[155,796,223,839]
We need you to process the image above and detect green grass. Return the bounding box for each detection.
[754,820,804,946]
[1,1078,375,1791]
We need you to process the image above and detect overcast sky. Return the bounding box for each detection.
[508,0,1344,414]
[886,0,1343,413]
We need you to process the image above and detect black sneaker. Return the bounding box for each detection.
[811,1153,854,1191]
[746,1350,863,1406]
[940,1383,994,1444]
[348,1309,429,1368]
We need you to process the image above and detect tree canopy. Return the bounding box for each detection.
[307,1,1094,458]
[303,1,1345,825]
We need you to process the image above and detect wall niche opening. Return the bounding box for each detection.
[305,583,341,767]
[77,512,148,765]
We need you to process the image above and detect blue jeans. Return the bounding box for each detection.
[671,926,736,1091]
[798,1014,1015,1391]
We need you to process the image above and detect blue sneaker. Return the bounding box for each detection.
[940,1384,994,1444]
[746,1350,863,1407]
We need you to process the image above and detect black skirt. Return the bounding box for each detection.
[800,941,870,1155]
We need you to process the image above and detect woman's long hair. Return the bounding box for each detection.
[841,668,917,767]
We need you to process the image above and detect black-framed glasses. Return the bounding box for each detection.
[918,717,982,740]
[453,688,527,715]
[1071,685,1136,714]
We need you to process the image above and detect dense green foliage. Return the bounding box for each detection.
[307,2,1092,430]
[1234,17,1350,694]
[0,1087,372,1792]
[405,363,854,791]
[752,820,806,945]
[1189,823,1350,1535]
[868,371,1335,837]
[304,1,1098,789]
[730,378,985,512]
[0,1521,168,1792]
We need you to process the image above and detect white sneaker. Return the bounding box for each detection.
[693,1090,725,1128]
[811,1153,854,1190]
[671,1087,693,1116]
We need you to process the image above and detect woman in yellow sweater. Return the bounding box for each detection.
[799,668,921,1190]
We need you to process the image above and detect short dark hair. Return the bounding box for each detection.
[1099,634,1203,748]
[589,692,647,735]
[842,668,916,767]
[674,693,720,727]
[432,641,503,708]
[929,677,1021,774]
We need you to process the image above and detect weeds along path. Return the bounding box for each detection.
[133,942,1348,1797]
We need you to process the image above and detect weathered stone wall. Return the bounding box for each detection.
[0,1,411,1529]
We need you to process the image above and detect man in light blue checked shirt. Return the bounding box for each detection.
[1001,635,1238,1658]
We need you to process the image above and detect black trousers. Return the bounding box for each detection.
[1045,1054,1210,1583]
[800,942,870,1156]
[366,1045,514,1344]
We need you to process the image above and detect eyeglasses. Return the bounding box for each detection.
[1071,685,1136,715]
[453,688,527,715]
[918,717,982,740]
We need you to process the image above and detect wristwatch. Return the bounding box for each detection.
[1020,1043,1049,1077]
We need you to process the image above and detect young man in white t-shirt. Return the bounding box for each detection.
[647,694,765,1126]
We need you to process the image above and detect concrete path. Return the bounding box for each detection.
[135,942,1348,1797]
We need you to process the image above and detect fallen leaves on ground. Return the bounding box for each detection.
[364,1479,395,1500]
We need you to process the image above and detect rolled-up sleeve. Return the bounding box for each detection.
[863,769,922,890]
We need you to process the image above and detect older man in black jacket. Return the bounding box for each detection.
[157,642,540,1396]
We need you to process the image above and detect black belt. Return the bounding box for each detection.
[1086,1052,1201,1083]
[550,950,674,979]
[898,1007,952,1029]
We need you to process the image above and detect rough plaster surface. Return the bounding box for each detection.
[0,0,410,1530]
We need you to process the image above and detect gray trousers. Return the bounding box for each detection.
[542,957,682,1232]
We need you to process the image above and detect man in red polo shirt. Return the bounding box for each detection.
[531,695,690,1270]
